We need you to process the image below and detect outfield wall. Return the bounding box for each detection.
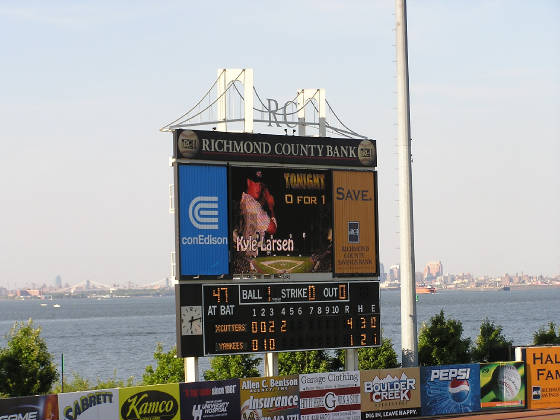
[1,346,558,420]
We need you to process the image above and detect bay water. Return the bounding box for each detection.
[0,287,558,383]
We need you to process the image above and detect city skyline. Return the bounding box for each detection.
[0,1,558,288]
[2,261,557,292]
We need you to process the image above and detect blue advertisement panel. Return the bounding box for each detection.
[179,379,240,420]
[420,364,480,416]
[179,165,229,276]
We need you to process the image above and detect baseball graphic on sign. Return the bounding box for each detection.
[492,364,521,401]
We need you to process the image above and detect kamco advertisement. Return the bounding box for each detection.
[420,364,480,416]
[119,384,180,420]
[58,388,119,420]
[239,375,299,420]
[299,371,361,420]
[175,130,377,168]
[480,362,525,409]
[332,171,378,276]
[526,346,560,409]
[230,167,332,275]
[178,164,229,277]
[0,394,58,420]
[360,368,421,419]
[180,379,240,420]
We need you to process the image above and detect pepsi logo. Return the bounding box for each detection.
[448,379,470,403]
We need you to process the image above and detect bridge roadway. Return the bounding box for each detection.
[426,408,560,419]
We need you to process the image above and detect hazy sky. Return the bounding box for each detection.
[1,1,558,288]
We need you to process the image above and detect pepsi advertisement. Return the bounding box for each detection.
[420,364,480,416]
[178,165,229,277]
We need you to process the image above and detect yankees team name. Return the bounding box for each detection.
[430,368,471,381]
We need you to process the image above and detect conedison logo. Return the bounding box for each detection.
[188,196,219,229]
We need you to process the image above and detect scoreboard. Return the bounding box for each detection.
[176,281,380,357]
[171,130,381,357]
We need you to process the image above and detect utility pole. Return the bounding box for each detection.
[395,0,418,367]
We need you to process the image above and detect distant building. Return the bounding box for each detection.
[17,289,41,297]
[55,275,62,289]
[389,265,400,282]
[379,263,386,282]
[424,261,443,281]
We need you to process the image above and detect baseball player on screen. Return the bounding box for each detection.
[236,170,277,270]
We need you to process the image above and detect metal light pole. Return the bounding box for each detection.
[61,353,64,392]
[396,0,418,367]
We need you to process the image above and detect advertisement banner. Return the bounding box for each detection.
[178,164,229,276]
[179,379,240,420]
[420,364,480,416]
[58,388,119,420]
[175,130,377,168]
[526,346,560,409]
[299,371,361,420]
[119,384,180,420]
[360,367,421,419]
[332,171,378,276]
[239,375,299,420]
[480,362,525,409]
[0,394,58,420]
[230,167,332,275]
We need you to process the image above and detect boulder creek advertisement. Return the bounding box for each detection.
[360,368,421,419]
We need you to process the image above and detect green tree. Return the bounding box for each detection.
[204,355,261,380]
[143,343,184,385]
[358,339,400,369]
[0,319,58,397]
[418,310,471,366]
[471,318,512,362]
[533,322,560,345]
[51,371,135,393]
[334,339,399,370]
[278,351,337,375]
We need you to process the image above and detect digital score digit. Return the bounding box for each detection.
[174,281,380,357]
